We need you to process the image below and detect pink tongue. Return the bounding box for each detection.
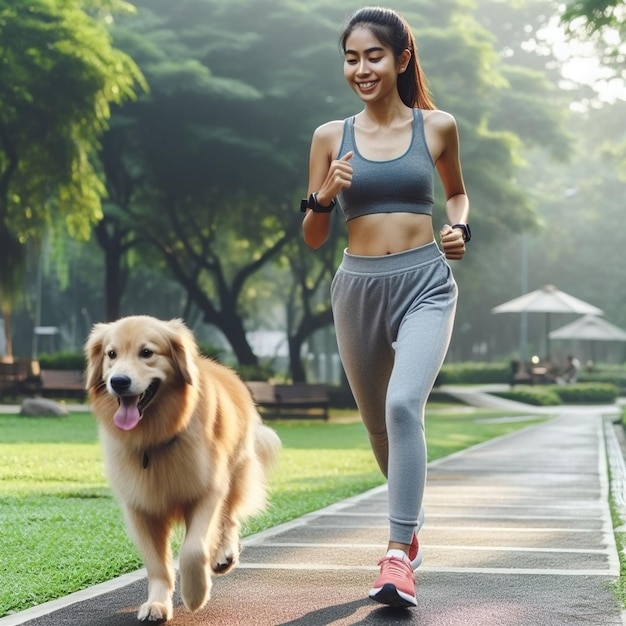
[113,396,141,431]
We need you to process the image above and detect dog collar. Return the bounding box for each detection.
[142,435,179,469]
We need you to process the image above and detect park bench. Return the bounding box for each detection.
[509,360,555,388]
[38,369,86,400]
[0,359,41,399]
[245,381,330,420]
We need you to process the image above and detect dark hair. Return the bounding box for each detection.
[340,6,435,110]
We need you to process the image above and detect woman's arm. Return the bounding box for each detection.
[433,112,470,260]
[302,122,352,249]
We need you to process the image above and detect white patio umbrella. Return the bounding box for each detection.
[549,314,626,342]
[491,284,604,358]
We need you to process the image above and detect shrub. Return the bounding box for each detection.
[234,363,275,382]
[493,382,618,406]
[197,343,226,360]
[551,383,618,404]
[436,362,510,385]
[492,387,561,406]
[578,372,626,393]
[38,352,85,370]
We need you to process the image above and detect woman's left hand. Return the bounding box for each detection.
[440,225,466,260]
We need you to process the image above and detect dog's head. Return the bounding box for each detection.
[85,316,199,431]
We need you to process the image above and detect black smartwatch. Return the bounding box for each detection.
[300,193,336,213]
[451,223,471,242]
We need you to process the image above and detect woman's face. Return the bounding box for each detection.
[343,26,404,103]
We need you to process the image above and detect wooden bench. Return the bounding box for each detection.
[245,381,278,408]
[0,360,41,398]
[38,369,86,399]
[0,361,23,398]
[246,381,330,420]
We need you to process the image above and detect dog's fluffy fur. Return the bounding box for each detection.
[85,316,281,621]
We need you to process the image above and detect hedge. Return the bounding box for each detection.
[552,382,618,404]
[436,362,510,385]
[492,387,561,406]
[493,382,618,406]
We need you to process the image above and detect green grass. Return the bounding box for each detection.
[0,408,543,617]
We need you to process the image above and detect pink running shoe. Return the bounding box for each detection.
[408,507,425,570]
[368,554,417,607]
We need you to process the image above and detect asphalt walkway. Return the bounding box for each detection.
[2,392,624,625]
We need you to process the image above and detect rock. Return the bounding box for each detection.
[20,397,69,417]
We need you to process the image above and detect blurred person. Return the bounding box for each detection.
[560,354,581,384]
[301,6,469,608]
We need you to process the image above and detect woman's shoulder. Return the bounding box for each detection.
[311,119,346,153]
[422,108,457,129]
[313,119,346,139]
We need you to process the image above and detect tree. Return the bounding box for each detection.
[562,0,626,37]
[562,0,626,78]
[0,0,144,356]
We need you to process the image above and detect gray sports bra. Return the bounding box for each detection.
[336,109,435,222]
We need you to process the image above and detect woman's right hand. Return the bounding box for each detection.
[303,126,352,249]
[317,151,353,205]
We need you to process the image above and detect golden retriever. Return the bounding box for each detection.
[85,316,281,621]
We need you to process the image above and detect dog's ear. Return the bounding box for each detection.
[165,319,199,386]
[84,323,109,390]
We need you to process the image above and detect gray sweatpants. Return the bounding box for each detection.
[331,242,458,545]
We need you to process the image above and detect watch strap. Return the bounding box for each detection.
[300,193,336,213]
[451,223,471,242]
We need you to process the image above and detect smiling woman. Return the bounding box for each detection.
[301,5,470,608]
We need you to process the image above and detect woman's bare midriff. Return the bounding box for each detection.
[346,213,435,256]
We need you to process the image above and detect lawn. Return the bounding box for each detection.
[0,407,543,617]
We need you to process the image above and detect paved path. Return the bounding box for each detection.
[2,397,624,625]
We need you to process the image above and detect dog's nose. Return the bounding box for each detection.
[110,375,132,393]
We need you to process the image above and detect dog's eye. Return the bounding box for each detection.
[140,348,153,358]
[107,350,116,359]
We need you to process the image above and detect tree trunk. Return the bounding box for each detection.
[95,219,127,322]
[2,309,13,361]
[288,335,306,382]
[204,306,258,366]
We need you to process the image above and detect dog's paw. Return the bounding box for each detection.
[180,554,212,612]
[137,599,173,622]
[212,542,241,574]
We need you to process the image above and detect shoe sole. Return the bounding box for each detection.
[369,583,417,608]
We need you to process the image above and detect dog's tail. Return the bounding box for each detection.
[254,423,281,473]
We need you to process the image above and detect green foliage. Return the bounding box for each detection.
[562,0,624,33]
[37,351,86,370]
[579,372,626,392]
[196,343,224,361]
[437,361,511,385]
[0,0,145,237]
[494,382,619,406]
[552,382,618,404]
[493,387,562,406]
[233,362,275,382]
[0,0,146,326]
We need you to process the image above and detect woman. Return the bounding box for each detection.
[302,6,470,608]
